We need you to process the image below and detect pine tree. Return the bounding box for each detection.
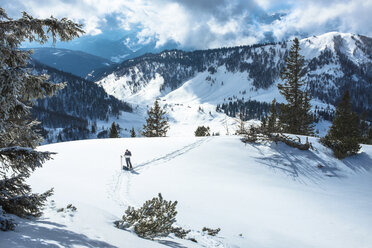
[109,121,119,138]
[142,100,169,137]
[130,127,136,137]
[321,90,361,159]
[115,193,190,239]
[91,122,96,133]
[0,8,83,230]
[278,38,314,135]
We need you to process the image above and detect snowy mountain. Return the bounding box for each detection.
[30,62,132,143]
[94,32,372,135]
[30,47,115,78]
[1,136,371,247]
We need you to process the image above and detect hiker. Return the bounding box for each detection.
[124,149,133,169]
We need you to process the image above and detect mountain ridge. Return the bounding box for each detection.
[95,32,372,122]
[29,47,115,78]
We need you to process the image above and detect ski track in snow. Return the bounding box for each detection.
[108,137,212,208]
[105,137,231,248]
[134,137,211,171]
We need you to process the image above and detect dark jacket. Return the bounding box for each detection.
[125,150,132,157]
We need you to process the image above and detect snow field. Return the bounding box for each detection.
[1,136,371,247]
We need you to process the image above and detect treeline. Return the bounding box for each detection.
[217,99,273,121]
[217,98,334,123]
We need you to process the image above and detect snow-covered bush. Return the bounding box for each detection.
[202,227,221,236]
[115,193,189,239]
[57,204,77,213]
[195,126,210,136]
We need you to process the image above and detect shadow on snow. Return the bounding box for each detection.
[251,141,372,185]
[0,218,117,248]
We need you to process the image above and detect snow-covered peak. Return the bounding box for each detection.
[300,32,369,63]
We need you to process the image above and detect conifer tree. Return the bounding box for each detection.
[278,38,314,135]
[115,193,190,239]
[322,90,361,159]
[130,127,136,137]
[0,8,83,230]
[109,122,119,138]
[91,123,96,133]
[142,100,169,137]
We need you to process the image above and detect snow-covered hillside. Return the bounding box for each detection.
[94,32,372,137]
[1,136,371,247]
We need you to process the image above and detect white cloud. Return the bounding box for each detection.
[2,0,372,49]
[266,0,372,41]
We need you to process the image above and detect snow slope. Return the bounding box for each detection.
[1,136,372,248]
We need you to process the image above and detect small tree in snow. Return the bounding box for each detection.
[321,90,361,159]
[195,126,210,136]
[0,8,83,230]
[278,38,314,135]
[109,121,120,138]
[142,100,169,137]
[130,127,136,137]
[115,193,190,239]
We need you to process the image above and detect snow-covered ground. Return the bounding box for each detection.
[1,136,372,248]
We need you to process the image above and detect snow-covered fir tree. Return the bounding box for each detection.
[0,8,83,230]
[142,100,169,137]
[278,38,314,135]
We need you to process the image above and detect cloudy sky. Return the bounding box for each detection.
[1,0,371,49]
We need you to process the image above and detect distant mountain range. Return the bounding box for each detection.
[29,32,372,141]
[30,48,114,78]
